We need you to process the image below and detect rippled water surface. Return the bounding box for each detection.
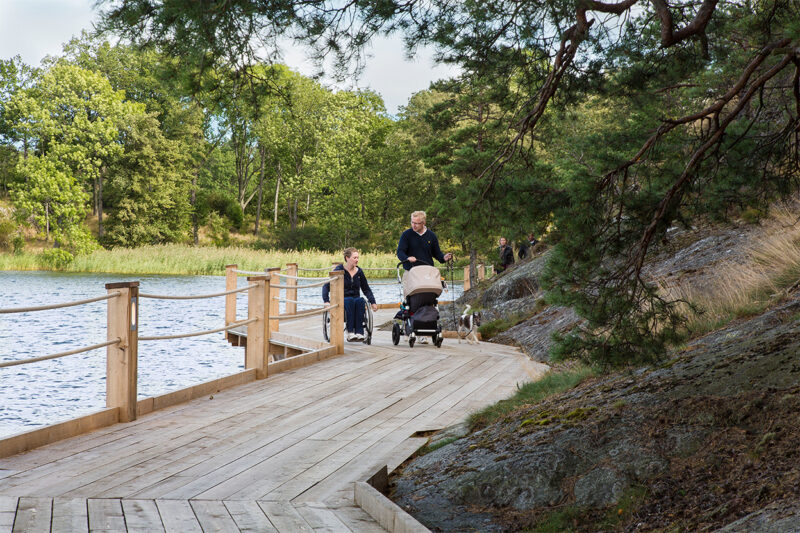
[0,270,462,438]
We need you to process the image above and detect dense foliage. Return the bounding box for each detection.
[1,0,798,365]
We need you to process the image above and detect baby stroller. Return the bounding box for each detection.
[391,262,445,348]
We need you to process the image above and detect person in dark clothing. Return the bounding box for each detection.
[322,247,377,341]
[518,239,530,261]
[498,237,514,272]
[396,210,452,270]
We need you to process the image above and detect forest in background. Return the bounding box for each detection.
[2,0,799,366]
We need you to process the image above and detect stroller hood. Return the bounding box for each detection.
[403,265,443,297]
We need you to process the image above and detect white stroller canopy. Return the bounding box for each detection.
[402,265,443,297]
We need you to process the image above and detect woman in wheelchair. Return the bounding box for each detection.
[322,247,378,342]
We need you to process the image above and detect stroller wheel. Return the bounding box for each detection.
[392,323,400,345]
[434,334,443,348]
[409,336,415,348]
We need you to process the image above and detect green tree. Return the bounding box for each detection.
[12,156,89,246]
[9,62,137,241]
[103,112,193,246]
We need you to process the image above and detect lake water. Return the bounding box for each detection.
[0,270,462,438]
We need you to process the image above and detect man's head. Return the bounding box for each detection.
[499,237,507,246]
[411,211,426,232]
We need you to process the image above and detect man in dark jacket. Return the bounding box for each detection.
[396,210,452,270]
[498,237,514,272]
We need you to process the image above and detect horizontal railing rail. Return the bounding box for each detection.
[139,317,257,341]
[0,338,121,368]
[0,292,120,314]
[139,284,257,300]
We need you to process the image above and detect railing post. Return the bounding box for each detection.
[267,267,281,333]
[463,266,471,291]
[286,263,298,315]
[106,281,139,423]
[477,264,485,282]
[246,276,270,379]
[329,270,345,354]
[225,264,237,341]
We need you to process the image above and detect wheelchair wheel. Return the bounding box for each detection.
[391,322,401,345]
[322,310,330,342]
[363,301,374,345]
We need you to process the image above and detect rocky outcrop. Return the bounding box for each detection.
[393,294,800,531]
[392,221,800,532]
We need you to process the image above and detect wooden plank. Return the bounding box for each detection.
[0,408,119,460]
[138,370,257,416]
[0,496,17,532]
[189,500,239,533]
[87,498,126,532]
[223,500,278,533]
[155,499,202,533]
[11,497,51,533]
[121,500,165,532]
[257,501,313,533]
[52,498,88,533]
[332,505,388,533]
[294,503,352,533]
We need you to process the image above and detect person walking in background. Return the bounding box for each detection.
[397,210,452,270]
[528,232,538,249]
[518,237,530,261]
[498,237,514,272]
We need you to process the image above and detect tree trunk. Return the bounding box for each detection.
[97,170,105,238]
[254,145,266,235]
[469,246,477,288]
[273,160,281,225]
[191,171,199,245]
[290,198,299,231]
[45,202,50,242]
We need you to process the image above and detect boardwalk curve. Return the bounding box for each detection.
[0,310,547,532]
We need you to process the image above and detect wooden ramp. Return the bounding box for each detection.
[0,310,547,532]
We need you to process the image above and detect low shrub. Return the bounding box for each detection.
[38,248,74,269]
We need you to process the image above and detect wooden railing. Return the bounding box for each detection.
[1,259,470,456]
[0,267,345,457]
[463,264,494,291]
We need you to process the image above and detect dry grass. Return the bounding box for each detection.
[661,203,800,334]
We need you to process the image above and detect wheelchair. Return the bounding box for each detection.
[322,297,374,345]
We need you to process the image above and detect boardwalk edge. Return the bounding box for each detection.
[354,465,431,533]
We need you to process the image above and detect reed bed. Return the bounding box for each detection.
[0,244,468,278]
[661,203,800,334]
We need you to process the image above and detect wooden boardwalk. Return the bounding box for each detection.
[0,310,547,532]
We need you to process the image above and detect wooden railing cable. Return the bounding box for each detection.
[233,268,277,276]
[274,297,327,307]
[271,277,334,290]
[273,272,329,281]
[0,338,121,368]
[138,317,257,341]
[0,292,120,314]
[139,284,257,300]
[277,304,337,321]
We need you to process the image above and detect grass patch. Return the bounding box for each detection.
[0,244,406,277]
[478,311,536,339]
[523,506,584,533]
[417,436,460,456]
[468,365,596,431]
[660,201,800,339]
